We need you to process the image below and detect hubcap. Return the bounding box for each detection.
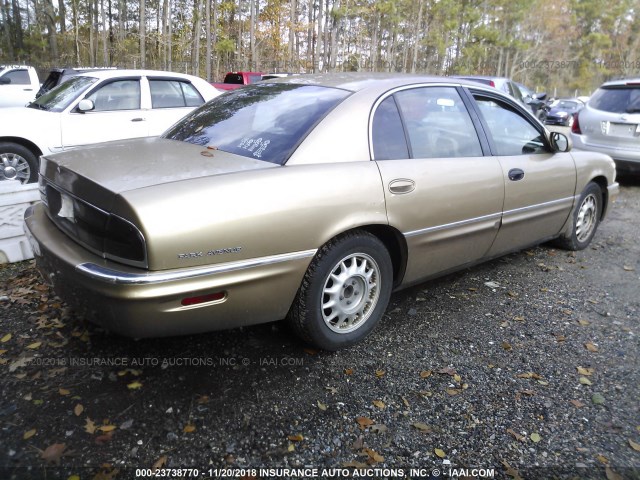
[321,253,380,334]
[0,153,31,183]
[576,193,597,242]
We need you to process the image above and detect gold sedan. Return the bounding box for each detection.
[24,74,619,350]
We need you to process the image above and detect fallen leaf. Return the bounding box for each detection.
[325,386,338,395]
[127,381,143,390]
[26,342,42,350]
[501,460,523,480]
[95,432,114,445]
[579,377,593,386]
[23,429,36,440]
[0,333,11,343]
[453,374,462,383]
[375,369,385,377]
[303,348,319,355]
[74,404,84,416]
[519,389,535,396]
[342,460,368,469]
[419,370,432,378]
[40,443,67,465]
[84,418,96,434]
[592,393,605,405]
[584,342,598,352]
[570,399,585,408]
[513,316,525,322]
[629,439,640,452]
[356,417,374,428]
[507,428,525,442]
[98,425,117,433]
[196,395,210,404]
[605,467,623,480]
[597,454,609,465]
[344,368,353,375]
[577,367,594,376]
[446,388,462,396]
[152,455,167,470]
[371,424,387,434]
[577,319,590,326]
[373,400,385,409]
[530,432,541,443]
[288,434,303,442]
[438,367,456,376]
[363,447,384,463]
[623,265,635,271]
[317,401,327,411]
[183,424,196,433]
[434,448,446,458]
[287,443,295,452]
[401,396,410,407]
[59,388,70,396]
[412,422,432,432]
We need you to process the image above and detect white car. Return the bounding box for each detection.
[0,69,221,184]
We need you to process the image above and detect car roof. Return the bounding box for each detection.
[261,72,494,93]
[74,69,204,81]
[600,78,640,87]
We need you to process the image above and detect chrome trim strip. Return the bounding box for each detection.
[403,196,576,238]
[404,212,502,238]
[75,249,318,285]
[502,196,575,218]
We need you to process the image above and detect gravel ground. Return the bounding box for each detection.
[1,178,639,480]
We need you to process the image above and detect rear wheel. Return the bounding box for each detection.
[288,231,393,350]
[0,142,38,184]
[555,182,602,251]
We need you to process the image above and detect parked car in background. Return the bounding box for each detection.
[261,73,299,80]
[35,67,117,99]
[0,69,220,184]
[25,74,618,350]
[0,65,39,108]
[516,82,548,120]
[454,75,530,111]
[571,78,640,174]
[211,71,264,91]
[545,98,584,127]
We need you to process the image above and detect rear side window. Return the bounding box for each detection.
[164,83,350,165]
[150,79,204,108]
[589,86,640,113]
[371,96,409,160]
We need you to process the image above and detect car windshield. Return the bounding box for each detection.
[28,76,97,112]
[589,86,640,114]
[163,83,351,165]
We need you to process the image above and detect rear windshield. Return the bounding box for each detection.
[163,83,350,165]
[589,86,640,113]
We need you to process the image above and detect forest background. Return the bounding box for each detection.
[1,0,639,97]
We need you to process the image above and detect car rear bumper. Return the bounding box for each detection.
[24,203,313,338]
[571,134,640,171]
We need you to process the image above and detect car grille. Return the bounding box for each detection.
[40,178,148,268]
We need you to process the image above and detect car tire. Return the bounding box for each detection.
[287,231,393,351]
[0,142,38,184]
[554,182,602,251]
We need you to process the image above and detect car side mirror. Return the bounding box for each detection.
[550,131,571,152]
[77,99,95,112]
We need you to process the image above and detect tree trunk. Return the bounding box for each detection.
[249,0,255,69]
[140,0,146,68]
[411,0,423,73]
[58,0,66,33]
[288,0,296,70]
[329,0,339,71]
[1,0,14,58]
[315,0,323,72]
[101,0,108,65]
[191,0,202,75]
[205,0,211,80]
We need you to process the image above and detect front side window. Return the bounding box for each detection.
[87,79,141,111]
[474,95,546,156]
[3,69,30,85]
[150,79,204,108]
[164,83,350,165]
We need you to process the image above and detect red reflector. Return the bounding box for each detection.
[181,291,226,306]
[489,80,496,87]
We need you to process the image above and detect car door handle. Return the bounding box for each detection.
[131,117,146,122]
[388,178,415,194]
[508,168,525,181]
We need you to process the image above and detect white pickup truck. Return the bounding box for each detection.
[0,65,39,108]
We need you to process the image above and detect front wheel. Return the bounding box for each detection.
[0,142,38,184]
[555,182,602,251]
[287,231,393,350]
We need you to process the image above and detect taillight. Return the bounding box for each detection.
[489,80,496,87]
[571,113,581,134]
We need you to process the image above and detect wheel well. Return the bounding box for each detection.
[590,176,608,220]
[0,137,43,158]
[357,225,408,288]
